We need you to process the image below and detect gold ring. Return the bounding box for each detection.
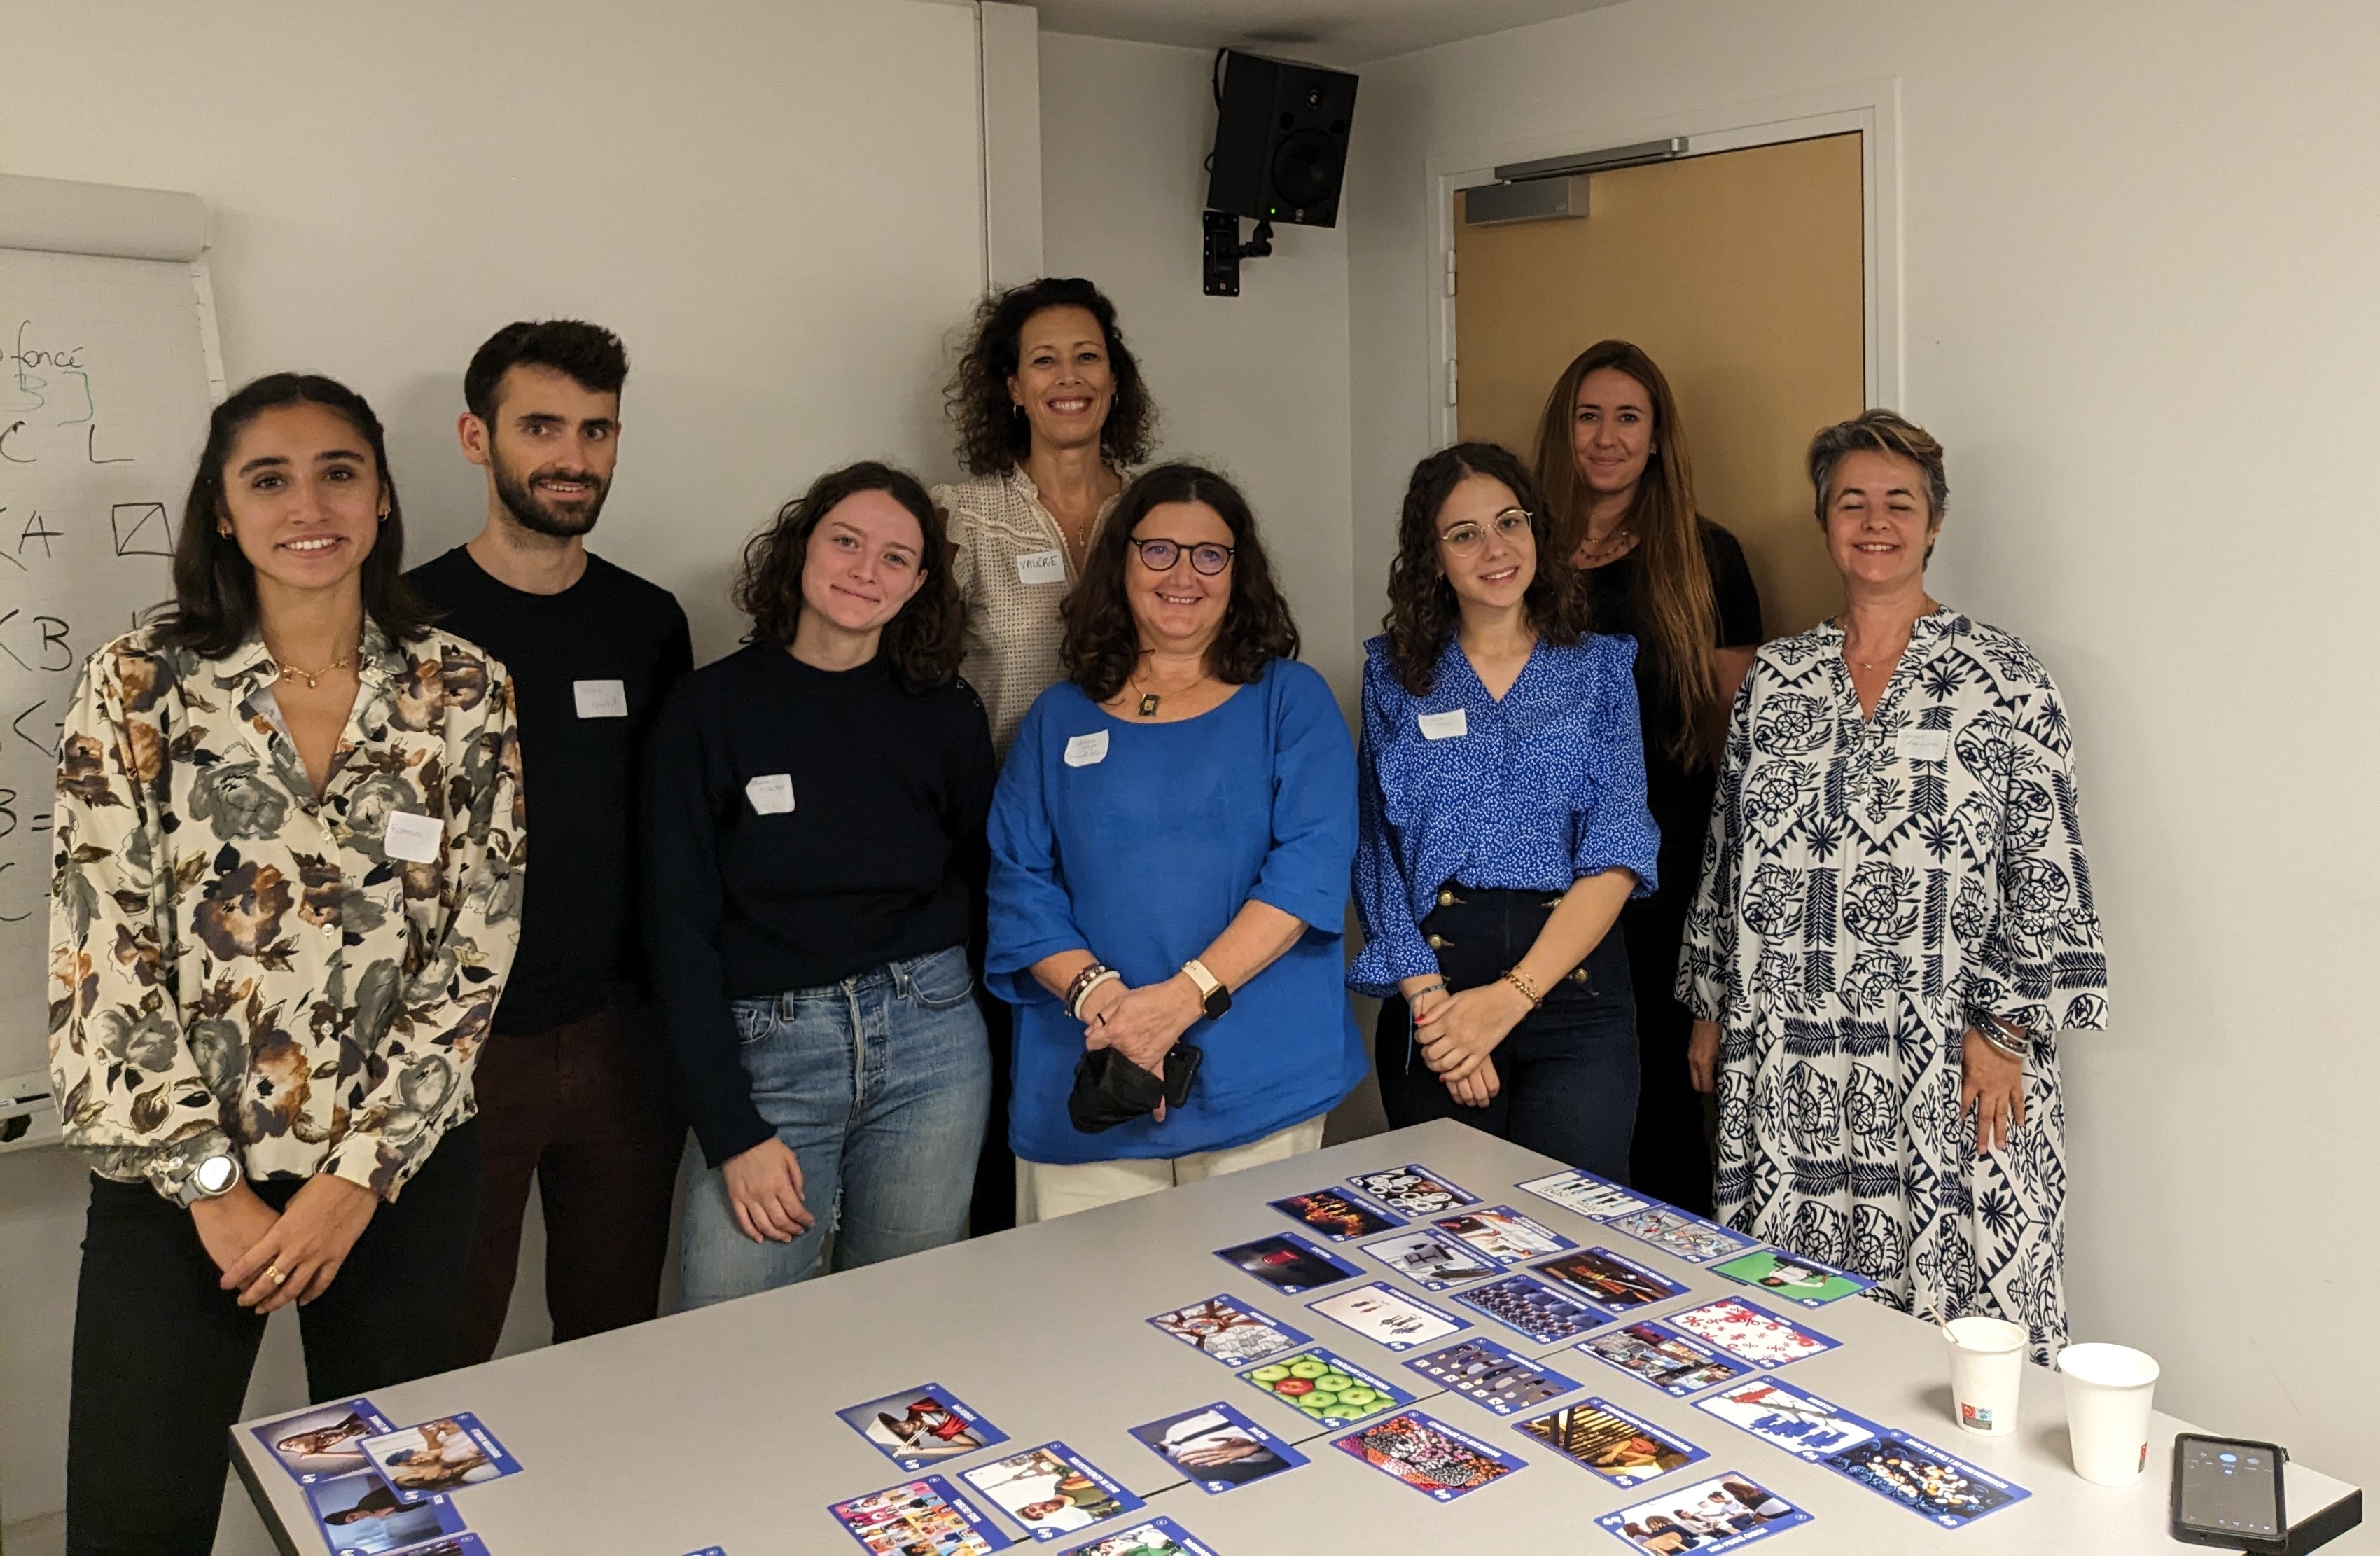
[266,1265,287,1286]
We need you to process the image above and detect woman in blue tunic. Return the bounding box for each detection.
[987,464,1363,1221]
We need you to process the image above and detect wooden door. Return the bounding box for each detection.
[1452,133,1866,637]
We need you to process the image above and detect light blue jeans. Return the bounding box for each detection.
[681,945,990,1307]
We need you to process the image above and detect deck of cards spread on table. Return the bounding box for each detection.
[1597,1470,1811,1553]
[1403,1337,1581,1417]
[838,1386,1009,1471]
[1334,1410,1526,1501]
[1517,1397,1709,1486]
[1211,1232,1363,1293]
[1356,1227,1499,1289]
[1604,1206,1758,1264]
[1057,1517,1220,1556]
[961,1442,1142,1541]
[1127,1403,1307,1493]
[1531,1247,1688,1312]
[1515,1169,1652,1221]
[1580,1319,1755,1396]
[1345,1164,1476,1217]
[1307,1281,1468,1350]
[1146,1295,1311,1368]
[253,1398,395,1485]
[1237,1347,1413,1426]
[830,1476,1011,1555]
[1664,1298,1838,1370]
[1267,1187,1404,1241]
[1709,1247,1877,1307]
[1452,1272,1613,1343]
[1431,1207,1575,1265]
[359,1415,522,1503]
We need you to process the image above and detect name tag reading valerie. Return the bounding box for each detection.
[1899,728,1951,763]
[1015,550,1066,586]
[1418,709,1469,741]
[1064,730,1110,767]
[573,679,629,718]
[382,810,443,863]
[746,774,795,814]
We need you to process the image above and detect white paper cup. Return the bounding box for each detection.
[2059,1342,2161,1485]
[1945,1316,2027,1436]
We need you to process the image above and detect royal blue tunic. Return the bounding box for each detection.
[987,658,1365,1164]
[1349,632,1661,998]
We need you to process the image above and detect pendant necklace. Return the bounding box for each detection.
[1132,666,1203,718]
[274,648,354,690]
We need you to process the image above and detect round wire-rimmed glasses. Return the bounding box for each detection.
[1437,508,1533,555]
[1129,537,1235,575]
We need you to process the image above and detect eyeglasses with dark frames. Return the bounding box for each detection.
[1129,536,1235,576]
[1437,508,1533,555]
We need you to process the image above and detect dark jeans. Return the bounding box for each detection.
[457,1001,686,1365]
[1622,892,1716,1215]
[66,1123,481,1556]
[970,985,1017,1235]
[1374,886,1640,1179]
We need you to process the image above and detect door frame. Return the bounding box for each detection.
[1428,77,1903,447]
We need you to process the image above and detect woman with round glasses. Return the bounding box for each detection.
[1350,442,1657,1176]
[986,463,1363,1220]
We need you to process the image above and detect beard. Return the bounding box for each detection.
[492,452,610,538]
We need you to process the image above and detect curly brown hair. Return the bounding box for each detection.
[732,461,963,690]
[1061,463,1300,701]
[1381,441,1588,696]
[945,277,1156,478]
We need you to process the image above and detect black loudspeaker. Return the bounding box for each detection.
[1206,50,1358,228]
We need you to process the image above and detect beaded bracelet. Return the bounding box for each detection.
[1066,962,1118,1020]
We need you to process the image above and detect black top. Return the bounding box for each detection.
[1582,520,1763,915]
[407,546,693,1033]
[644,643,997,1165]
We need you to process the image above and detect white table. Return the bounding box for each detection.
[234,1120,2362,1554]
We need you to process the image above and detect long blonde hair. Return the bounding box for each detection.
[1532,340,1722,767]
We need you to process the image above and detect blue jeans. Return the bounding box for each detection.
[681,945,990,1308]
[1374,886,1641,1179]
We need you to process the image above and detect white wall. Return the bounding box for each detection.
[0,0,987,1542]
[1345,0,2380,1527]
[1038,30,1360,694]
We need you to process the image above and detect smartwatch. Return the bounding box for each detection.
[179,1151,242,1207]
[1180,958,1232,1022]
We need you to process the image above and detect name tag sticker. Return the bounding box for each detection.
[573,679,628,718]
[1418,708,1469,741]
[1015,550,1066,586]
[1063,730,1110,767]
[382,810,443,863]
[1900,728,1951,763]
[746,774,795,814]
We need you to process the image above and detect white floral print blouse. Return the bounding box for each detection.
[48,621,526,1201]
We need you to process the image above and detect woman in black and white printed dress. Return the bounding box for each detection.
[1681,411,2107,1361]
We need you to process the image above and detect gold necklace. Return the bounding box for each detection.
[273,644,356,690]
[1573,525,1637,569]
[1130,665,1205,718]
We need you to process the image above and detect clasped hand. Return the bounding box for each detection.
[1412,982,1531,1109]
[1078,973,1201,1121]
[202,1173,379,1314]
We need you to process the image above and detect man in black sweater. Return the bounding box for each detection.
[409,321,693,1363]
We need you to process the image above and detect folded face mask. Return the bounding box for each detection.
[1067,1042,1204,1133]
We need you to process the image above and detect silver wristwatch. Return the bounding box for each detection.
[177,1151,242,1207]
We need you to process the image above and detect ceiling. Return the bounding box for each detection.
[1022,0,1632,67]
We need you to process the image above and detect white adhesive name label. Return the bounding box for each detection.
[573,679,629,718]
[1418,708,1470,741]
[746,774,796,814]
[382,810,443,863]
[1015,550,1066,586]
[1900,728,1951,763]
[1063,730,1110,767]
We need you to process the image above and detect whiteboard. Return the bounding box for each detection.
[0,224,222,1141]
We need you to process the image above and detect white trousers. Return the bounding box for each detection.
[1015,1116,1329,1224]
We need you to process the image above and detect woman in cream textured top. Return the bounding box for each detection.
[935,276,1157,757]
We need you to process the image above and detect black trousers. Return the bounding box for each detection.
[66,1123,481,1556]
[1622,892,1717,1215]
[1374,887,1640,1180]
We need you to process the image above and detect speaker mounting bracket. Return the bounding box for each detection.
[1202,211,1274,298]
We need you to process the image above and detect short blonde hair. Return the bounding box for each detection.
[1807,410,1948,525]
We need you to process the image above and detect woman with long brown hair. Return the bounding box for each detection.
[1532,341,1762,1211]
[646,461,996,1305]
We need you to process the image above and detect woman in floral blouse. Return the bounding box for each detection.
[48,373,525,1552]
